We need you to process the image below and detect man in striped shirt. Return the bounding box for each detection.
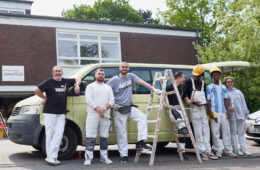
[206,67,235,158]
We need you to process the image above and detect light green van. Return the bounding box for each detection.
[7,61,251,159]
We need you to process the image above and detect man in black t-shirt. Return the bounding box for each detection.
[34,66,81,165]
[165,72,189,159]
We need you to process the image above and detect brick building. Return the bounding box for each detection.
[0,0,200,116]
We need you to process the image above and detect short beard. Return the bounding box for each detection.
[120,71,128,75]
[96,79,104,83]
[53,76,62,81]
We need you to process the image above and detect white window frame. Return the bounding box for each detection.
[56,30,121,67]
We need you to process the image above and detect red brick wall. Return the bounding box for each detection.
[0,24,56,85]
[120,32,198,65]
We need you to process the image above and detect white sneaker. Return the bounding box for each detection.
[84,159,91,166]
[55,158,61,165]
[234,149,244,156]
[100,157,113,164]
[45,157,57,166]
[241,147,251,156]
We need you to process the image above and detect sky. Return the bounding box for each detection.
[30,0,168,18]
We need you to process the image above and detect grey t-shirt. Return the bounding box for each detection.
[107,73,139,106]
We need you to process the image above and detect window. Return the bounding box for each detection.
[82,67,119,85]
[57,33,121,66]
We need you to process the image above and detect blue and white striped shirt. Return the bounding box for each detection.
[206,83,228,114]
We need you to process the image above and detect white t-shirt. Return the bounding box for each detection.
[85,81,114,117]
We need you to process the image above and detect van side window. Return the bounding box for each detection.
[130,67,152,94]
[175,68,193,80]
[81,67,119,95]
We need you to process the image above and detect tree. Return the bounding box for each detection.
[138,9,159,24]
[62,0,143,23]
[159,0,260,112]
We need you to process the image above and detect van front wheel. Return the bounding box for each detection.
[41,126,78,160]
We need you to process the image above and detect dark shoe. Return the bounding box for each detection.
[182,153,189,161]
[120,156,128,163]
[178,127,189,135]
[136,140,152,151]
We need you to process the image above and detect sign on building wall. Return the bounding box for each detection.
[2,66,24,82]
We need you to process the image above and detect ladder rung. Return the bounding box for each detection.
[176,134,191,138]
[155,77,166,81]
[168,105,181,110]
[148,120,160,123]
[166,91,176,95]
[178,148,196,153]
[148,105,160,109]
[147,135,156,138]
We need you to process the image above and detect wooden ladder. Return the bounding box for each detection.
[134,69,202,166]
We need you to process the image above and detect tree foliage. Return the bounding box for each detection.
[160,0,260,112]
[62,0,157,24]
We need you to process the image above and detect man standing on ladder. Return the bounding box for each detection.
[183,65,218,161]
[165,72,189,160]
[107,62,160,164]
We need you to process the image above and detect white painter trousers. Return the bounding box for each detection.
[113,107,147,157]
[190,105,211,153]
[229,119,246,150]
[43,113,65,159]
[210,113,233,154]
[85,112,111,161]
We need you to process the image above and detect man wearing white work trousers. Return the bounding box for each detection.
[206,67,236,158]
[107,62,161,163]
[34,66,81,165]
[84,68,114,166]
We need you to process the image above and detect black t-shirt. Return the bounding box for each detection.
[183,78,207,99]
[166,84,183,106]
[38,78,75,114]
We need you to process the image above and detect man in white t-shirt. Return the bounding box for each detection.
[84,69,115,166]
[206,67,235,158]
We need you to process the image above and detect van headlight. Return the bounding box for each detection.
[20,105,40,115]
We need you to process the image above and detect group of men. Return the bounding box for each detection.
[34,62,160,166]
[34,62,249,166]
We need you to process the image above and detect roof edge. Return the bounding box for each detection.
[0,12,202,32]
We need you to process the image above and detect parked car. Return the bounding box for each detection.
[7,61,251,159]
[246,110,260,144]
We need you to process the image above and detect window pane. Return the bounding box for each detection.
[57,59,78,65]
[80,42,99,58]
[80,35,98,40]
[80,60,100,65]
[130,68,152,94]
[101,43,119,58]
[58,40,77,57]
[57,34,77,39]
[175,69,193,80]
[102,60,120,63]
[82,67,119,84]
[101,36,118,41]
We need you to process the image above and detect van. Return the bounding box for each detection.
[7,61,250,159]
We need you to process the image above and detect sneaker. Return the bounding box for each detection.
[45,157,57,166]
[241,147,251,156]
[207,152,218,160]
[178,127,189,135]
[200,153,209,161]
[84,159,91,166]
[136,141,152,152]
[216,152,222,158]
[55,158,61,165]
[225,152,236,157]
[120,156,128,163]
[234,149,244,156]
[100,157,113,164]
